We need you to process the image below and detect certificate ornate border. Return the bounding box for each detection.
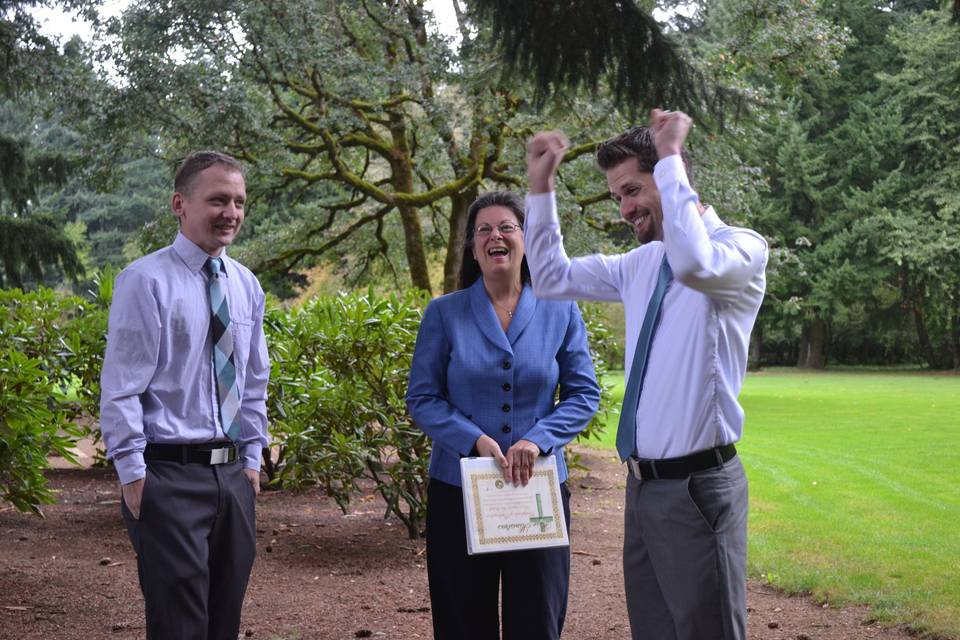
[469,469,565,546]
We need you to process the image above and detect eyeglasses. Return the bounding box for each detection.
[474,222,522,237]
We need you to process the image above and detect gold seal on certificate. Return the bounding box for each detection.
[459,456,569,555]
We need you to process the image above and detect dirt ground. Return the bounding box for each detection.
[0,446,921,640]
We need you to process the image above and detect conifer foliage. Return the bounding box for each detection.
[469,0,733,117]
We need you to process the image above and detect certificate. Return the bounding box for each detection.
[459,456,569,555]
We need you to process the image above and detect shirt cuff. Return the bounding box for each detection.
[113,452,146,485]
[653,154,689,186]
[241,444,263,472]
[524,191,558,226]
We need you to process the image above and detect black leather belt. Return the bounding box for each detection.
[627,444,737,481]
[144,442,238,465]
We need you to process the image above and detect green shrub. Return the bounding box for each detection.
[265,288,432,538]
[262,288,621,536]
[0,281,110,429]
[0,347,81,514]
[0,287,76,368]
[0,282,110,513]
[60,268,113,447]
[0,280,619,527]
[570,302,618,468]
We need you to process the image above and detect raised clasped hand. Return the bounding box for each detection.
[649,108,693,160]
[526,130,570,194]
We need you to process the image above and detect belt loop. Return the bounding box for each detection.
[182,446,189,465]
[650,461,659,480]
[714,447,723,467]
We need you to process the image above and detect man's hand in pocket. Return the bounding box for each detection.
[122,478,145,520]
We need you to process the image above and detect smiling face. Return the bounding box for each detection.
[171,164,246,256]
[606,157,663,245]
[471,205,525,283]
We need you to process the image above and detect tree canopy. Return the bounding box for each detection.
[2,0,958,368]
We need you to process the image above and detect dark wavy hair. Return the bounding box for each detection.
[457,191,532,290]
[596,125,694,186]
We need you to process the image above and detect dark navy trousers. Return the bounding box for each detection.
[425,477,572,640]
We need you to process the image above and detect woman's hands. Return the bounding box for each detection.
[475,435,540,486]
[505,439,540,486]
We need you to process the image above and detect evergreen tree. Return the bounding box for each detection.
[744,0,939,367]
[0,2,99,288]
[0,101,82,288]
[878,8,960,368]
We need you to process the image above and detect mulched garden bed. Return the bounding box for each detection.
[0,446,917,640]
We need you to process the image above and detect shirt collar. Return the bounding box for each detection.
[173,232,230,276]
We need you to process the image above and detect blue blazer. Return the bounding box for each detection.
[406,279,601,486]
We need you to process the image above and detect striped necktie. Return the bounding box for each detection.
[205,257,241,442]
[615,254,673,462]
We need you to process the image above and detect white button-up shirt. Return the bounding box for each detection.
[524,155,767,459]
[100,233,270,484]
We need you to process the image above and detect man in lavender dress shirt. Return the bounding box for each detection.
[100,151,269,639]
[524,111,767,640]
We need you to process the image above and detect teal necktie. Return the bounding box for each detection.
[616,255,673,462]
[205,257,241,442]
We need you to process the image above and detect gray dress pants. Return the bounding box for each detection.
[121,458,257,640]
[623,456,748,640]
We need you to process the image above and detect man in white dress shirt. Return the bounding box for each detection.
[100,151,269,639]
[524,110,767,640]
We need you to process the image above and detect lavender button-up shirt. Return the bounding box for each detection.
[100,233,270,484]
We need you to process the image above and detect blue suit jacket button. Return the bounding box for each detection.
[502,425,511,433]
[501,404,510,412]
[502,360,511,370]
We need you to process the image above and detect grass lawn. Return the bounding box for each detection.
[584,368,960,638]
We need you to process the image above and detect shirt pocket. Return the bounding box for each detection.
[230,319,254,378]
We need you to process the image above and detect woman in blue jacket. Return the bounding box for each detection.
[406,191,601,640]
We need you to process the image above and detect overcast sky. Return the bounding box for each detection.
[30,0,461,43]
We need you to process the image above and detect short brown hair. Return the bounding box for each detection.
[596,126,693,185]
[174,151,245,194]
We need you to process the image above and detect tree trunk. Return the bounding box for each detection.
[396,205,432,293]
[748,325,762,372]
[806,317,828,369]
[899,265,938,368]
[912,304,936,369]
[388,114,432,294]
[951,299,960,371]
[442,188,475,293]
[796,324,809,368]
